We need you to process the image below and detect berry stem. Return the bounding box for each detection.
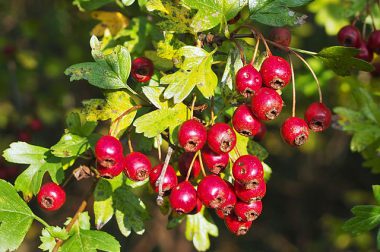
[370,12,377,30]
[157,136,162,162]
[62,172,74,188]
[109,105,143,136]
[190,95,197,119]
[250,38,260,66]
[232,39,246,65]
[34,215,50,228]
[185,151,200,181]
[128,134,134,153]
[289,55,296,117]
[211,96,215,125]
[291,51,323,103]
[228,153,236,163]
[197,151,207,177]
[233,146,241,158]
[157,146,174,204]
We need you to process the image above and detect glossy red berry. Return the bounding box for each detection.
[124,152,151,181]
[215,208,226,219]
[254,121,266,141]
[219,181,237,215]
[95,135,123,168]
[201,145,229,174]
[189,198,203,215]
[178,119,207,152]
[356,40,373,62]
[235,65,262,97]
[131,57,154,82]
[234,200,263,222]
[149,164,178,193]
[234,178,266,202]
[97,161,124,179]
[304,102,332,132]
[232,155,264,189]
[251,88,283,120]
[281,117,309,146]
[169,181,197,214]
[225,214,252,236]
[37,182,66,211]
[232,105,261,137]
[197,175,229,209]
[260,56,291,89]
[207,123,237,154]
[269,27,291,47]
[178,152,201,179]
[337,25,361,47]
[368,30,380,54]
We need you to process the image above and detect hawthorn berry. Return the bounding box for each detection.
[219,181,237,215]
[254,121,267,141]
[97,161,124,179]
[188,198,203,215]
[131,57,154,82]
[304,102,332,132]
[368,30,380,54]
[269,27,291,47]
[224,214,252,236]
[356,40,373,62]
[251,88,283,120]
[30,118,43,131]
[178,152,201,179]
[234,200,263,222]
[124,152,151,181]
[232,104,261,137]
[337,25,361,47]
[215,208,226,219]
[178,119,207,152]
[232,155,264,189]
[234,178,266,202]
[281,117,309,146]
[201,145,229,174]
[149,164,178,193]
[37,182,66,211]
[95,135,123,168]
[260,56,291,89]
[235,64,262,97]
[169,181,197,214]
[207,123,237,154]
[197,175,230,209]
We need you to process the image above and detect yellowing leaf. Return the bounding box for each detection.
[91,11,129,36]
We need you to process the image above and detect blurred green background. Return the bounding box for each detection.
[1,0,380,251]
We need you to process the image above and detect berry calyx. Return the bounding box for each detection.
[337,25,361,47]
[235,64,262,97]
[178,119,207,152]
[356,40,373,62]
[232,104,261,137]
[37,182,66,211]
[149,164,178,193]
[232,155,264,189]
[97,161,124,179]
[197,175,229,209]
[269,27,291,48]
[201,145,229,174]
[224,214,252,236]
[281,117,309,146]
[304,102,332,132]
[131,57,154,83]
[124,152,151,181]
[234,200,263,222]
[251,88,283,120]
[207,123,237,154]
[169,181,197,214]
[95,135,123,168]
[234,178,266,202]
[260,56,291,89]
[178,152,201,179]
[368,30,380,54]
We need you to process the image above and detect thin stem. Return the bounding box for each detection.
[156,146,174,205]
[250,38,260,66]
[62,173,74,188]
[232,39,246,65]
[128,134,134,153]
[289,55,296,117]
[157,137,162,162]
[185,151,200,181]
[362,20,367,38]
[210,96,215,125]
[233,146,241,158]
[34,215,50,228]
[228,153,236,163]
[370,12,377,30]
[265,39,318,55]
[291,50,323,103]
[198,152,207,177]
[109,105,142,136]
[190,95,197,119]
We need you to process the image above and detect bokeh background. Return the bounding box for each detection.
[1,0,380,251]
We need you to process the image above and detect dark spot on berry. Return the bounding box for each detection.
[295,133,307,146]
[42,196,54,209]
[270,78,285,89]
[246,210,258,221]
[266,109,278,120]
[237,227,249,235]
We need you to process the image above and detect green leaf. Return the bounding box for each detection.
[3,141,47,164]
[377,227,380,250]
[51,133,90,158]
[142,86,167,109]
[373,185,380,205]
[315,46,374,76]
[343,205,380,234]
[73,0,113,11]
[221,49,244,90]
[182,0,245,32]
[94,179,114,230]
[167,213,186,229]
[66,112,97,137]
[122,0,135,6]
[262,161,272,182]
[247,141,269,161]
[350,125,380,152]
[185,208,218,251]
[133,103,189,138]
[39,226,69,251]
[0,179,35,252]
[352,87,380,124]
[65,45,131,90]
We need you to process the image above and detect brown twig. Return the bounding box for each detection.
[109,105,142,136]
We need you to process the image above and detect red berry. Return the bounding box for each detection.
[234,200,263,222]
[269,27,291,47]
[260,56,291,89]
[337,25,361,47]
[368,30,380,54]
[232,155,263,189]
[95,135,123,168]
[37,182,66,211]
[372,62,380,77]
[356,40,373,62]
[251,88,283,120]
[304,102,332,132]
[18,131,31,142]
[197,175,229,209]
[232,105,261,137]
[149,164,178,193]
[201,145,229,174]
[189,198,203,215]
[234,178,266,202]
[219,181,237,216]
[178,119,207,152]
[30,118,43,131]
[131,57,154,82]
[281,117,309,146]
[97,161,124,179]
[124,152,151,181]
[254,121,266,141]
[235,65,262,97]
[169,181,197,214]
[224,214,252,236]
[207,123,237,154]
[215,208,226,219]
[178,152,201,179]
